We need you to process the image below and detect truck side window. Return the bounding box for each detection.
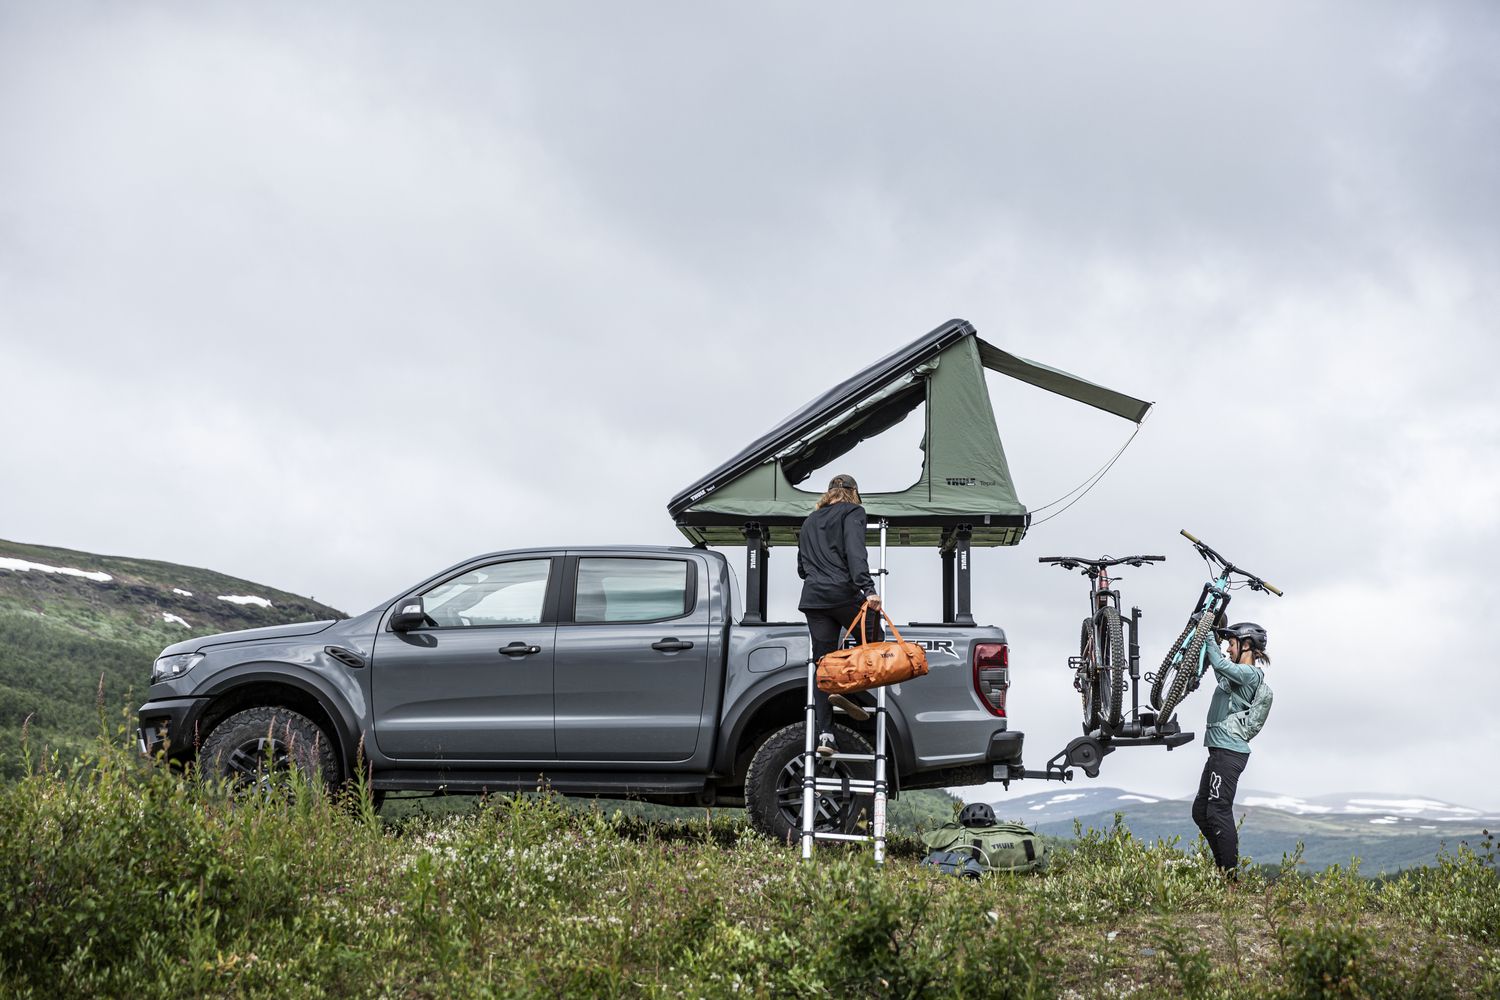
[422,560,550,627]
[575,558,691,623]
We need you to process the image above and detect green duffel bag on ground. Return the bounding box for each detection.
[920,820,1048,874]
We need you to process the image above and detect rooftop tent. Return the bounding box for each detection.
[668,319,1152,548]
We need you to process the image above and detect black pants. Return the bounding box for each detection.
[1192,747,1249,871]
[804,601,883,737]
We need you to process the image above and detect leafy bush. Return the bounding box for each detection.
[0,742,1493,998]
[1377,832,1499,943]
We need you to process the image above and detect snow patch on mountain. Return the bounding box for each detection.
[218,595,272,608]
[0,556,112,583]
[1242,795,1333,814]
[1346,798,1481,815]
[162,613,190,628]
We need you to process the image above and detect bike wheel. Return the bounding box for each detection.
[1078,617,1100,733]
[1150,618,1195,710]
[1156,613,1217,725]
[1097,605,1127,728]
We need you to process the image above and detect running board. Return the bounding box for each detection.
[371,771,710,796]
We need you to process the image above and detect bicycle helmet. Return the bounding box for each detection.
[958,802,997,828]
[1216,621,1268,651]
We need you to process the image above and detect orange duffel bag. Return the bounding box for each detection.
[816,602,930,695]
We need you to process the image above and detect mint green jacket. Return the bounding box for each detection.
[1203,641,1264,753]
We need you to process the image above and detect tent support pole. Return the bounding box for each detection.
[954,524,975,625]
[940,529,956,624]
[743,522,770,623]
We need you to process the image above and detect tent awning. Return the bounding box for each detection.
[668,319,1151,547]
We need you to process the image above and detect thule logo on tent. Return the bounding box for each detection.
[946,477,978,486]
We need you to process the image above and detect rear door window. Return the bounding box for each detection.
[574,558,693,623]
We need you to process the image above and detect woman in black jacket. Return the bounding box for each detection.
[798,473,883,756]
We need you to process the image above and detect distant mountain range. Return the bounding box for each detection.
[975,786,1497,875]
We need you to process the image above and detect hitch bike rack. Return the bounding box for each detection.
[996,604,1195,788]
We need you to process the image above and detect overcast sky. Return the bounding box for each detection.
[3,2,1497,810]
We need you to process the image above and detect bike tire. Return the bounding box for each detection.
[1078,617,1100,733]
[1150,619,1195,710]
[1098,605,1127,728]
[1156,614,1217,725]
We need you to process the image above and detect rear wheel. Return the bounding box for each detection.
[1151,619,1196,710]
[1078,618,1101,733]
[1097,605,1127,729]
[1156,614,1217,726]
[745,722,874,844]
[200,706,340,796]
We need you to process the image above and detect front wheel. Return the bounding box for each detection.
[200,705,340,795]
[744,722,873,844]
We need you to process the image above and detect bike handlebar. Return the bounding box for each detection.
[1038,555,1166,569]
[1180,530,1284,597]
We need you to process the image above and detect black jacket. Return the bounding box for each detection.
[797,502,877,610]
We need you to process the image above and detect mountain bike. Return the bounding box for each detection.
[1149,530,1282,727]
[1039,553,1164,734]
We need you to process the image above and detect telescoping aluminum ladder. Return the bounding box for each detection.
[800,519,892,864]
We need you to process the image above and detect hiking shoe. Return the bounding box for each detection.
[828,693,870,721]
[817,732,838,757]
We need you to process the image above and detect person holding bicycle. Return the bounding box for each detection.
[1191,620,1273,877]
[798,473,883,756]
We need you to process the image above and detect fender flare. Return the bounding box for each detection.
[198,666,362,769]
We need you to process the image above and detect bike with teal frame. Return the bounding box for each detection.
[1149,530,1283,728]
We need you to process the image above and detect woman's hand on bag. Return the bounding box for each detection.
[864,592,882,610]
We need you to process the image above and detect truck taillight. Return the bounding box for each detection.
[973,642,1009,717]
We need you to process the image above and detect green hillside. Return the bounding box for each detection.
[0,537,345,778]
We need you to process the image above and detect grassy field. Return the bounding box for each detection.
[2,735,1496,999]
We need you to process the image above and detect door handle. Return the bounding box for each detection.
[498,642,542,656]
[651,638,694,652]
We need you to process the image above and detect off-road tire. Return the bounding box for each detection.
[1151,619,1196,710]
[1156,614,1217,726]
[1079,618,1101,733]
[200,706,340,795]
[744,722,874,844]
[1097,605,1127,729]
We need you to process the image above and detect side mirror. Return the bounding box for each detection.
[390,600,434,631]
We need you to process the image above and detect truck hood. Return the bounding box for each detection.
[159,620,338,657]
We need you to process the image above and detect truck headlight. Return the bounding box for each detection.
[151,653,204,683]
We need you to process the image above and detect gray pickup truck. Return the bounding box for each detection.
[138,544,1021,839]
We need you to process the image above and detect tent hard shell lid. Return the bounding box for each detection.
[668,318,1151,549]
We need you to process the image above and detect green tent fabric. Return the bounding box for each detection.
[668,319,1151,547]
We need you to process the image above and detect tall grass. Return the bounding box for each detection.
[1,736,1495,999]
